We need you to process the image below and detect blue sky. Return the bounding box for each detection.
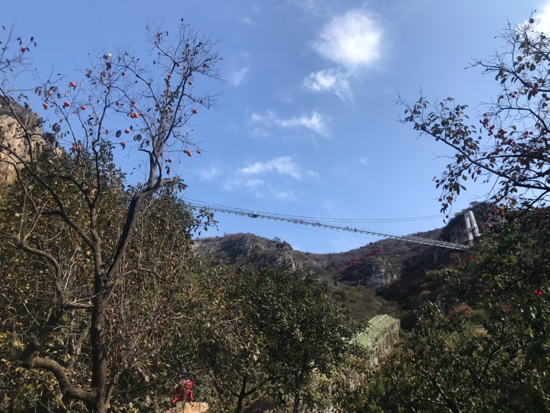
[2,0,545,253]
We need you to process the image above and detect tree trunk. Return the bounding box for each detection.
[292,353,308,413]
[90,293,108,413]
[235,374,248,413]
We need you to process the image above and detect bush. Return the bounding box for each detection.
[448,305,472,319]
[399,310,417,332]
[471,309,490,325]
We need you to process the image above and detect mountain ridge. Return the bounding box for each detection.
[192,202,494,324]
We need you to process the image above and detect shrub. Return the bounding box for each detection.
[448,305,472,319]
[471,309,490,325]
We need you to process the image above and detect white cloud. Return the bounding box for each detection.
[296,0,317,11]
[239,16,255,25]
[245,178,264,188]
[273,189,298,201]
[302,68,352,101]
[533,3,550,35]
[359,156,368,165]
[197,166,220,181]
[222,157,317,201]
[251,110,330,137]
[222,176,299,201]
[250,127,271,138]
[240,156,305,180]
[287,0,322,14]
[313,9,383,72]
[230,67,250,86]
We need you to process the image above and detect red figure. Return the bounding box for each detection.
[172,379,193,404]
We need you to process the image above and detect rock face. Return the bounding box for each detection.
[0,98,58,187]
[356,256,398,288]
[193,233,299,270]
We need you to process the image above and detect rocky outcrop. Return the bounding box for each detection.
[0,97,58,187]
[357,257,398,288]
[193,233,299,270]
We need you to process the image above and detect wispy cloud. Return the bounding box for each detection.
[197,166,221,181]
[295,0,318,12]
[221,156,317,200]
[239,156,318,180]
[313,9,384,72]
[245,178,264,188]
[230,67,250,86]
[273,189,298,201]
[251,110,330,137]
[222,177,299,202]
[249,127,271,138]
[239,15,255,25]
[302,68,351,101]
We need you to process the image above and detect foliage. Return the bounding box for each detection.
[400,18,550,215]
[367,298,549,413]
[365,224,550,412]
[0,22,220,413]
[0,151,214,412]
[470,309,490,325]
[187,265,360,413]
[364,17,550,413]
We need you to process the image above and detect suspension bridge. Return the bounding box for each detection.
[185,199,473,251]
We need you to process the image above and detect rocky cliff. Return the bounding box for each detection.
[193,233,300,270]
[0,97,58,187]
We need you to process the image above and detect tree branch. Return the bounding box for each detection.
[31,356,94,404]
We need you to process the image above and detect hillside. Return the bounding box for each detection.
[192,202,494,324]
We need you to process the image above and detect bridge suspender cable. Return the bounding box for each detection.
[185,199,470,251]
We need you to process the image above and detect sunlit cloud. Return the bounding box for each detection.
[230,67,250,86]
[302,68,352,101]
[313,9,384,72]
[273,189,298,201]
[532,3,550,35]
[197,166,221,181]
[222,176,300,202]
[251,110,330,137]
[239,156,316,180]
[222,156,317,201]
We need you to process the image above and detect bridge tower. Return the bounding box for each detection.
[464,210,480,247]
